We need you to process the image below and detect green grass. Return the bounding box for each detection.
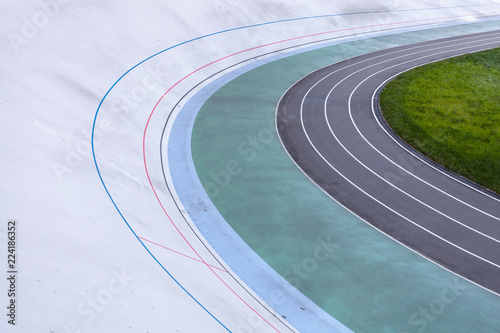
[380,47,500,194]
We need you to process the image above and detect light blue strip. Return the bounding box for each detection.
[168,51,355,333]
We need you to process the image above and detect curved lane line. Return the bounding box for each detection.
[282,32,500,221]
[289,35,500,289]
[314,40,500,264]
[322,39,500,239]
[347,42,500,216]
[356,42,500,216]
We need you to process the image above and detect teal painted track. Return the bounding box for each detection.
[186,21,500,333]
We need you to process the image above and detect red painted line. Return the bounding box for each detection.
[142,11,500,332]
[139,236,228,273]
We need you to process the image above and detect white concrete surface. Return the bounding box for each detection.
[1,1,499,332]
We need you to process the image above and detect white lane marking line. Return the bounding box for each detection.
[301,85,500,270]
[307,36,500,223]
[275,31,500,297]
[298,38,500,268]
[297,32,500,209]
[302,34,500,221]
[341,41,500,239]
[356,48,500,218]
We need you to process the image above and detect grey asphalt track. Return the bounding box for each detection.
[277,30,500,294]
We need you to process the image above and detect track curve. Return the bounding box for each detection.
[277,30,500,294]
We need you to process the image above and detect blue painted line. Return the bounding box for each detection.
[90,3,500,331]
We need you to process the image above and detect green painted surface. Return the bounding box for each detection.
[192,22,500,333]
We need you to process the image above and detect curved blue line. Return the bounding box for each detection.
[90,3,500,331]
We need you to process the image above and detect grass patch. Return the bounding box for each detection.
[380,47,500,194]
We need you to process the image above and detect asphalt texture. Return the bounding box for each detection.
[277,30,500,294]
